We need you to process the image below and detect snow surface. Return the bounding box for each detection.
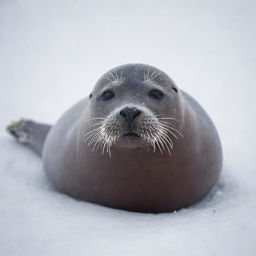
[0,1,256,255]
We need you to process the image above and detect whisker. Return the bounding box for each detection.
[91,117,106,120]
[154,134,165,151]
[158,125,179,140]
[157,117,177,121]
[155,140,163,154]
[159,122,183,138]
[160,133,173,150]
[101,138,107,155]
[89,123,105,128]
[88,133,102,145]
[84,127,102,139]
[110,72,116,81]
[159,136,171,156]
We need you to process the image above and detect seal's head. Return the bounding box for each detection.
[86,64,184,156]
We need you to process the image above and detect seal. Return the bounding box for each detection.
[7,64,222,213]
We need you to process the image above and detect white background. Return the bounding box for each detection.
[0,1,255,255]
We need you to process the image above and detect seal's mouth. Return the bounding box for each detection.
[123,132,141,138]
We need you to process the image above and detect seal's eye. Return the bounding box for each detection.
[149,89,164,100]
[101,90,115,101]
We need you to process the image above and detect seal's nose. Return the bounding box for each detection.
[120,107,141,122]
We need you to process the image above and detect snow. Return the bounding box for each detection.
[0,0,256,255]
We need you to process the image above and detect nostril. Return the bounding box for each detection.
[133,110,141,120]
[120,109,127,119]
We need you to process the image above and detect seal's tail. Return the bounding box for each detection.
[6,119,52,156]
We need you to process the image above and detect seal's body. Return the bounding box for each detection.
[7,64,222,213]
